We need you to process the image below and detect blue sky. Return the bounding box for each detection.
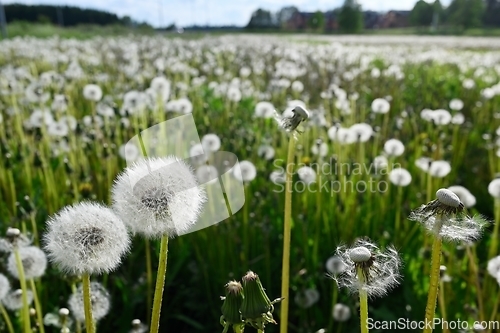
[3,0,452,27]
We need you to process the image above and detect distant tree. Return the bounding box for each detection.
[308,11,325,31]
[338,0,363,33]
[410,0,433,26]
[446,0,484,30]
[246,8,275,29]
[276,6,299,28]
[483,0,500,27]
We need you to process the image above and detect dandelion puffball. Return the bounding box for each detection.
[488,178,500,199]
[68,282,110,322]
[384,139,405,157]
[389,168,412,186]
[112,157,206,238]
[0,273,10,300]
[44,202,131,275]
[332,303,351,322]
[233,160,257,182]
[7,246,47,279]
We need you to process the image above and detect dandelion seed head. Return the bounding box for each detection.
[389,168,412,187]
[68,282,110,322]
[350,123,373,142]
[487,256,500,282]
[326,255,346,275]
[0,274,10,301]
[2,289,33,311]
[270,170,286,184]
[44,202,130,275]
[83,84,103,102]
[257,145,275,160]
[371,98,390,114]
[428,160,451,178]
[297,166,316,185]
[332,303,351,322]
[294,288,320,308]
[7,246,47,280]
[254,101,275,119]
[196,165,219,185]
[384,139,405,156]
[488,178,500,199]
[233,160,257,182]
[201,134,221,153]
[449,98,464,111]
[448,185,476,208]
[112,157,206,238]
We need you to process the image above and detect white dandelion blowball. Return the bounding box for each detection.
[428,160,451,178]
[7,246,47,279]
[112,157,206,238]
[68,282,110,322]
[487,256,500,281]
[448,185,476,208]
[297,166,317,185]
[233,160,257,182]
[201,133,221,153]
[2,289,33,311]
[0,273,10,300]
[294,288,320,309]
[326,255,347,275]
[488,178,500,199]
[384,139,405,157]
[83,84,103,102]
[44,202,131,275]
[332,303,351,322]
[371,98,390,114]
[389,168,412,187]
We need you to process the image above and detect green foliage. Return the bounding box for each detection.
[338,0,363,33]
[308,11,325,31]
[410,0,434,26]
[446,0,485,30]
[246,8,276,29]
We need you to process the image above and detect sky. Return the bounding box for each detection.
[3,0,452,27]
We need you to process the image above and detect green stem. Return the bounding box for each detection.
[423,236,442,333]
[437,281,448,333]
[29,279,45,333]
[145,238,153,324]
[488,199,500,260]
[357,267,369,333]
[13,247,31,333]
[82,273,95,333]
[149,235,169,333]
[0,303,14,333]
[279,135,296,333]
[71,283,82,333]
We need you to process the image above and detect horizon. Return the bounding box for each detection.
[2,0,452,28]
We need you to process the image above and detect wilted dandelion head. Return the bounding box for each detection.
[0,273,10,301]
[233,160,257,182]
[294,288,320,309]
[332,303,351,322]
[112,157,206,238]
[68,282,110,322]
[389,168,412,187]
[43,202,131,275]
[409,189,489,242]
[275,105,309,134]
[7,246,47,280]
[2,289,33,311]
[331,238,401,298]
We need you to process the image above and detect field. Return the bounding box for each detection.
[1,33,500,333]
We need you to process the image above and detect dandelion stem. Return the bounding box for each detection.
[145,238,153,324]
[357,267,369,333]
[279,135,296,333]
[233,324,244,333]
[488,199,500,261]
[82,273,95,333]
[13,246,31,333]
[0,303,14,333]
[29,279,45,333]
[437,281,449,333]
[423,235,442,333]
[150,235,169,333]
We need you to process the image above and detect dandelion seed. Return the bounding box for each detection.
[44,202,130,275]
[68,282,110,322]
[112,157,206,238]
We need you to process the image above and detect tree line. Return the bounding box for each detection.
[247,0,500,32]
[2,4,151,28]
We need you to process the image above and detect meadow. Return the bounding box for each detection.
[0,33,500,333]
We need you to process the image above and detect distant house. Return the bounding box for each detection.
[377,10,410,28]
[285,11,314,30]
[363,10,381,29]
[324,11,339,31]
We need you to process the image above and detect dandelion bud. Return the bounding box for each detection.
[240,271,272,320]
[30,307,36,316]
[221,281,244,325]
[6,227,20,238]
[332,303,351,322]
